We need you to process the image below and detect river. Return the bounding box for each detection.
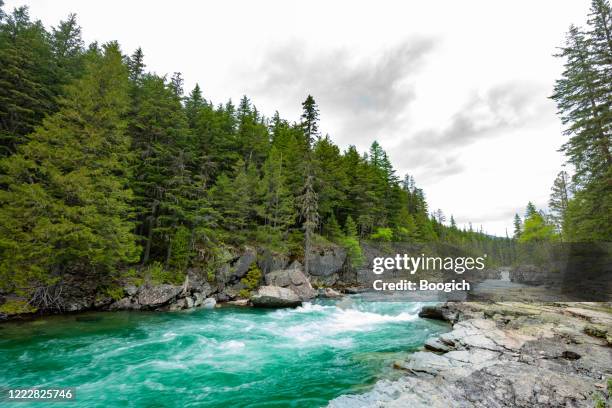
[0,296,448,407]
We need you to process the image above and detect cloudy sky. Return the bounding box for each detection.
[7,0,591,236]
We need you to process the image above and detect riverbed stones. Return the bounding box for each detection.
[250,286,301,308]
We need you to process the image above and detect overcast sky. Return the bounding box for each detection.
[7,0,591,236]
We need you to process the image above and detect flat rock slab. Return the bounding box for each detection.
[330,301,612,408]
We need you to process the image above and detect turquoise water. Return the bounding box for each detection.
[0,296,448,407]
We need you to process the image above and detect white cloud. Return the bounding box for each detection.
[5,0,591,235]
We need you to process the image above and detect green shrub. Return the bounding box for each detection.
[592,394,605,408]
[239,264,262,298]
[146,261,184,285]
[169,226,192,271]
[104,286,124,301]
[0,299,37,315]
[341,236,365,268]
[371,227,393,242]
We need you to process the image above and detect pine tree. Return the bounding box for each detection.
[127,47,145,84]
[169,71,184,97]
[50,14,84,85]
[552,25,611,184]
[0,6,56,156]
[210,159,253,237]
[549,170,571,234]
[256,147,296,235]
[325,213,343,240]
[298,171,319,274]
[525,202,538,218]
[185,83,205,127]
[313,135,348,220]
[0,42,139,297]
[128,73,192,264]
[344,215,358,238]
[300,95,319,147]
[513,214,523,239]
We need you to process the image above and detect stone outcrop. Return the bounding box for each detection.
[265,265,316,300]
[250,285,301,308]
[330,302,612,408]
[257,248,289,274]
[305,246,347,284]
[217,247,257,284]
[137,284,183,308]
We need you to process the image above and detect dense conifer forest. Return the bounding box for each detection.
[0,0,609,307]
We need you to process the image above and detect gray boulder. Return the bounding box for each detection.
[124,284,139,296]
[193,292,204,307]
[265,267,316,300]
[305,246,347,277]
[251,286,301,308]
[418,305,458,323]
[184,268,215,297]
[185,297,194,309]
[202,297,216,309]
[137,284,182,308]
[168,298,186,311]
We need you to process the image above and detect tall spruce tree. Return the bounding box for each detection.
[513,214,522,239]
[256,147,296,236]
[298,171,319,274]
[300,95,319,148]
[552,25,611,184]
[549,170,571,234]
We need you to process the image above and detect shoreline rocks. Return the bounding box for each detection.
[250,285,302,308]
[265,264,316,301]
[330,302,612,408]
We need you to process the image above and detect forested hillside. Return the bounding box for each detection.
[0,2,513,306]
[5,0,611,310]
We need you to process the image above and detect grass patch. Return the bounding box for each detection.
[0,299,37,315]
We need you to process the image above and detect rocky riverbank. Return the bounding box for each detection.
[330,301,612,407]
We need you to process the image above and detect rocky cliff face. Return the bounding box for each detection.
[330,302,612,408]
